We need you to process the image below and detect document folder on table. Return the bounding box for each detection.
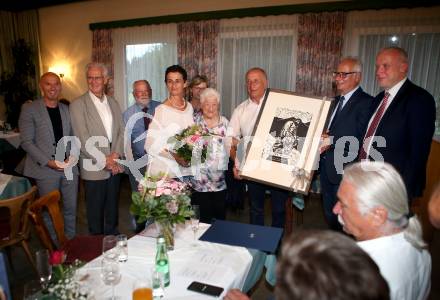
[199,220,283,253]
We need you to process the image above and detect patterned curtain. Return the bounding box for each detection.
[177,20,219,89]
[296,12,346,98]
[92,29,114,96]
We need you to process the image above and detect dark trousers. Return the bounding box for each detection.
[191,190,227,224]
[319,160,342,231]
[84,174,121,235]
[225,159,245,210]
[247,181,288,228]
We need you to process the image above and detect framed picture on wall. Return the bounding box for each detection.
[239,89,331,194]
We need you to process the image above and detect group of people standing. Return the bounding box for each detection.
[18,45,436,299]
[227,47,436,300]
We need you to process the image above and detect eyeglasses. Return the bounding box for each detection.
[332,72,359,79]
[87,76,104,81]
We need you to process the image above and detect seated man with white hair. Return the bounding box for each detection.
[333,161,431,300]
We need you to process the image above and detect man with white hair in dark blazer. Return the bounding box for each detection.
[70,62,125,235]
[320,57,373,230]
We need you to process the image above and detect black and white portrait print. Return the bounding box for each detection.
[262,107,311,165]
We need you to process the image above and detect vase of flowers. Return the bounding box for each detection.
[154,220,175,250]
[131,174,193,250]
[167,124,209,166]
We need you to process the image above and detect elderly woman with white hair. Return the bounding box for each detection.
[191,88,229,223]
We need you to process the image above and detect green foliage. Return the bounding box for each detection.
[167,124,209,165]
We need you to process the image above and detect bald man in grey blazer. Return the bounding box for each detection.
[70,62,125,235]
[19,72,79,239]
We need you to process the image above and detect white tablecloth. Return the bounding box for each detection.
[80,222,253,299]
[0,174,12,195]
[0,132,20,148]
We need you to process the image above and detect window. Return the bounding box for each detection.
[218,16,298,118]
[343,8,440,136]
[359,33,440,136]
[125,43,176,105]
[113,24,177,110]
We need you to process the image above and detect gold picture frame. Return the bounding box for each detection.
[239,89,331,194]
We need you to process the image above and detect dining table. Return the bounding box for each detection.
[79,222,255,299]
[0,173,32,200]
[0,132,20,155]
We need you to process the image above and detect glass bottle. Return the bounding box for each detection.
[155,236,170,287]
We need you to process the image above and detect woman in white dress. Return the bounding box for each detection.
[145,65,194,178]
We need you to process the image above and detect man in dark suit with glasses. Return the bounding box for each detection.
[319,57,374,230]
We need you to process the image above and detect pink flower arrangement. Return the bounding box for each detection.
[167,124,210,165]
[131,174,193,225]
[166,200,179,214]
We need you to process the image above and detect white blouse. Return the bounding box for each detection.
[145,103,194,178]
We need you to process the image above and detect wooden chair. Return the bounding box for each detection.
[0,186,37,271]
[28,189,103,264]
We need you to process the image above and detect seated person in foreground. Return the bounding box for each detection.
[333,161,431,300]
[225,230,389,300]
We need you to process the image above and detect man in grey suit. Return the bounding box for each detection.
[19,72,79,239]
[70,62,124,235]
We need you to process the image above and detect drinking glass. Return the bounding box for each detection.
[190,205,200,242]
[117,234,128,262]
[101,256,121,300]
[36,249,52,291]
[152,269,164,299]
[102,235,119,260]
[132,277,153,300]
[3,123,10,134]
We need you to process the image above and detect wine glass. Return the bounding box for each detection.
[190,205,200,242]
[36,249,52,291]
[102,235,119,260]
[101,256,121,300]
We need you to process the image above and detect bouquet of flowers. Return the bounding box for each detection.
[167,124,210,166]
[47,250,89,299]
[131,174,193,248]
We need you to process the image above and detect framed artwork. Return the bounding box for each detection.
[239,89,331,194]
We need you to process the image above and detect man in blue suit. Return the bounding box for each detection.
[359,47,436,201]
[320,57,373,230]
[123,80,160,191]
[123,80,160,233]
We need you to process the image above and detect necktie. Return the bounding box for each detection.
[359,92,390,160]
[142,107,150,131]
[329,96,344,130]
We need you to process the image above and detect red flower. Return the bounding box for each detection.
[190,135,201,143]
[49,250,66,266]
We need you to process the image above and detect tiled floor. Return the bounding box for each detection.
[4,175,440,299]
